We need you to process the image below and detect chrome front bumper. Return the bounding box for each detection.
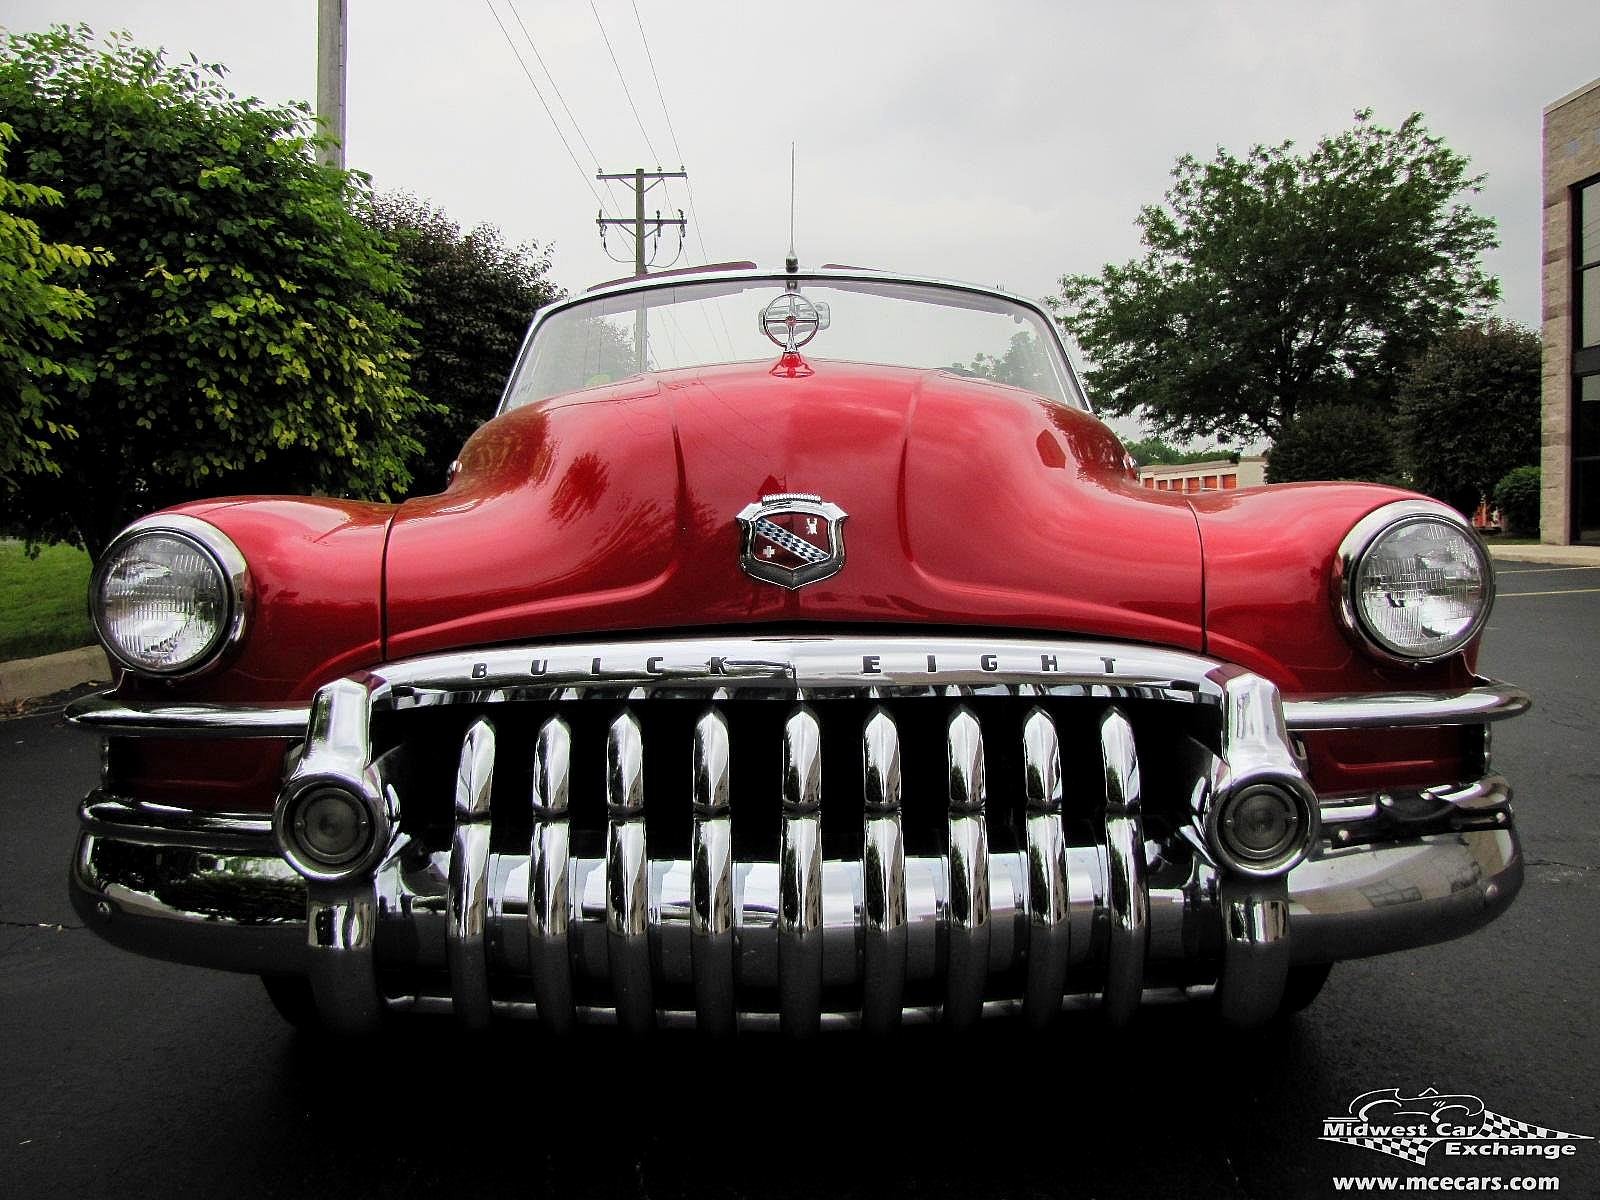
[67,634,1529,1033]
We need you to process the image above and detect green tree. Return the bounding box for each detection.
[1054,110,1499,445]
[368,192,559,493]
[1395,319,1540,516]
[1121,436,1239,467]
[0,26,429,553]
[0,121,110,491]
[1265,405,1397,484]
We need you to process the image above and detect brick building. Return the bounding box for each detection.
[1138,455,1267,493]
[1542,77,1600,544]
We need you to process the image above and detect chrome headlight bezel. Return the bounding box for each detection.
[90,514,251,678]
[1332,500,1495,665]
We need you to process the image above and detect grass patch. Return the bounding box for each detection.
[0,540,95,660]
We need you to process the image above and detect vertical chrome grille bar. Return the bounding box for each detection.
[861,709,907,1033]
[690,709,735,1036]
[778,707,823,1037]
[1021,708,1070,1028]
[1100,707,1149,1027]
[447,717,495,1029]
[528,716,574,1032]
[605,710,653,1033]
[944,707,990,1029]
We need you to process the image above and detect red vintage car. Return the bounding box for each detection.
[66,263,1527,1034]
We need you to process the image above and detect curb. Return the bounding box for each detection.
[0,645,110,706]
[1487,544,1600,567]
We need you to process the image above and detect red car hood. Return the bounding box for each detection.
[384,361,1204,658]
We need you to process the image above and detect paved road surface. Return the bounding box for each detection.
[2,562,1596,1199]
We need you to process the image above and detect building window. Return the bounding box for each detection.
[1222,474,1238,489]
[1577,373,1600,542]
[1202,475,1219,490]
[1575,176,1600,543]
[1581,179,1600,349]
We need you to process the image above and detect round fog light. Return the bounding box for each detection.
[1220,785,1302,867]
[292,788,372,867]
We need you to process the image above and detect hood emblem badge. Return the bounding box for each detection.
[735,493,848,589]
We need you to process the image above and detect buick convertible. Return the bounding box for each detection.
[66,262,1528,1034]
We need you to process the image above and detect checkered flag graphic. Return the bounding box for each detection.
[1477,1109,1593,1142]
[1321,1133,1439,1166]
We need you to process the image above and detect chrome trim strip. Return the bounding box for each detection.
[690,710,736,1036]
[1283,682,1531,731]
[778,708,824,1036]
[1214,881,1291,1027]
[528,717,575,1033]
[860,709,907,1033]
[81,794,273,850]
[1021,708,1070,1028]
[1100,707,1148,1026]
[65,692,310,739]
[605,711,653,1033]
[365,635,1231,705]
[944,708,990,1029]
[447,719,495,1029]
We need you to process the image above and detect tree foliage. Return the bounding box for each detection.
[1054,110,1499,445]
[1395,319,1540,515]
[367,192,559,493]
[1492,465,1541,537]
[1265,405,1397,484]
[0,26,430,553]
[0,120,110,490]
[1121,436,1238,467]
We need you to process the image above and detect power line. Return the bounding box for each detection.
[589,0,664,169]
[483,0,614,216]
[628,0,735,357]
[629,0,685,168]
[507,0,603,175]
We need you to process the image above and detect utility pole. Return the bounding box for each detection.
[316,0,348,168]
[597,169,687,372]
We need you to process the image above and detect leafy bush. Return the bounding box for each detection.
[1265,406,1398,484]
[367,192,559,494]
[0,26,430,553]
[1492,466,1541,537]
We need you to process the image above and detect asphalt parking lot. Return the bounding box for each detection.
[2,561,1596,1200]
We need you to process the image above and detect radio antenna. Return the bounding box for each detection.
[785,142,798,274]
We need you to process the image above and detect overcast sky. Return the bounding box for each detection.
[6,1,1599,349]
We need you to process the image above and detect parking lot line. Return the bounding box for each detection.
[1497,587,1600,597]
[1496,564,1600,575]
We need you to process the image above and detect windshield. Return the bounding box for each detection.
[501,276,1082,411]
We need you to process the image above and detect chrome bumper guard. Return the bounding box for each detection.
[67,635,1528,1032]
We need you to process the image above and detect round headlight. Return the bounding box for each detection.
[1336,503,1493,662]
[92,516,248,676]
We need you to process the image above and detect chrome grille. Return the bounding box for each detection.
[282,635,1320,1031]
